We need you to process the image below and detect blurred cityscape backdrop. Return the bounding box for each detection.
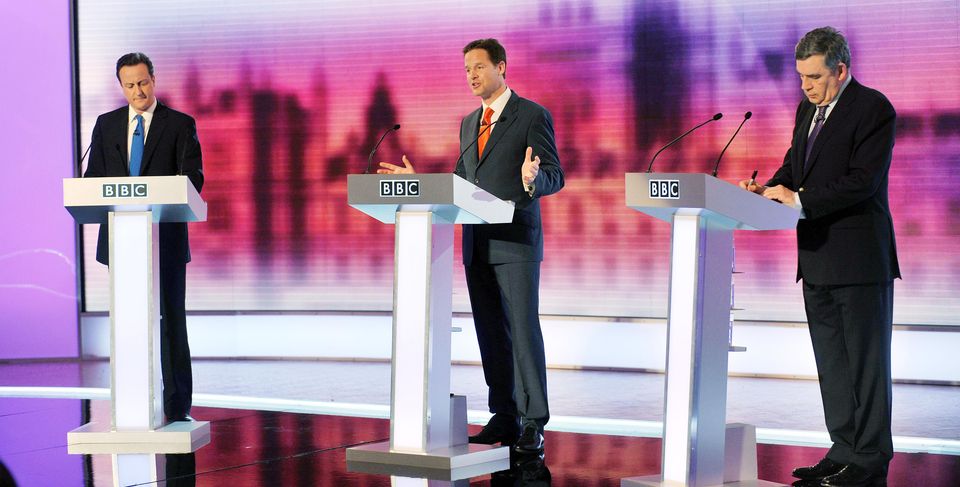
[77,0,960,325]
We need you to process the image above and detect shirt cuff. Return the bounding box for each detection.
[795,192,806,219]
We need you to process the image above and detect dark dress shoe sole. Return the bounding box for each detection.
[469,432,517,445]
[512,435,544,454]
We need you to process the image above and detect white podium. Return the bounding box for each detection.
[345,173,514,481]
[622,173,800,487]
[63,176,210,486]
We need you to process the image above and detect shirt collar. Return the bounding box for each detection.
[482,86,511,119]
[128,98,158,123]
[821,75,852,112]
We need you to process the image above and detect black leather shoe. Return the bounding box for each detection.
[792,457,845,480]
[821,464,886,486]
[513,421,544,454]
[167,414,195,423]
[469,414,519,445]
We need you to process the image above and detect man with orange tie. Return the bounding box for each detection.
[378,38,563,453]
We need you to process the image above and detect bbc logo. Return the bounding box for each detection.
[649,179,680,199]
[102,183,148,198]
[379,180,420,198]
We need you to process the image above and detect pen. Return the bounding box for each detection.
[748,169,758,187]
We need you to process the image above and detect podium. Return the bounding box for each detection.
[345,173,514,481]
[63,176,210,486]
[622,173,800,487]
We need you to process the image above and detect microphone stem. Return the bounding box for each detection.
[366,127,396,174]
[712,116,749,177]
[646,117,717,173]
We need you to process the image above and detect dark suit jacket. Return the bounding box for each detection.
[767,78,899,285]
[454,92,564,265]
[83,102,204,265]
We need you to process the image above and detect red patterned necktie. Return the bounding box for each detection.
[478,107,494,158]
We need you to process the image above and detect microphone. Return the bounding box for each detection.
[78,142,92,166]
[365,124,401,174]
[646,112,722,173]
[177,135,191,177]
[455,117,504,166]
[711,111,751,177]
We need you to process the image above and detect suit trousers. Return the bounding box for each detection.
[159,256,193,419]
[803,280,894,475]
[465,261,549,425]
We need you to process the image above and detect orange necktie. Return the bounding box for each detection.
[477,107,494,158]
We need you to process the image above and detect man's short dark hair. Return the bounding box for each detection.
[116,52,154,82]
[463,38,507,78]
[795,26,851,72]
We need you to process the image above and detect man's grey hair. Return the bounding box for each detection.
[795,26,851,72]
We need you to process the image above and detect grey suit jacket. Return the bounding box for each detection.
[454,92,564,265]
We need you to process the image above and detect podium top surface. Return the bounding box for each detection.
[63,175,207,224]
[348,173,514,224]
[625,172,800,231]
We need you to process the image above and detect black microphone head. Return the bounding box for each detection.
[713,112,723,120]
[744,111,752,120]
[393,124,401,130]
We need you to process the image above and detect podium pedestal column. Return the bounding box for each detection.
[109,211,164,432]
[624,214,782,486]
[391,211,453,452]
[347,210,508,480]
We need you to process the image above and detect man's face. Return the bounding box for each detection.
[464,48,505,102]
[118,63,156,113]
[796,54,847,106]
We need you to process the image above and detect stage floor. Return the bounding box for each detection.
[1,400,959,486]
[1,359,959,485]
[1,359,959,438]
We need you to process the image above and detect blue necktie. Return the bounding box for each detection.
[130,114,144,177]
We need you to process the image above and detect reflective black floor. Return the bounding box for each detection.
[1,398,959,486]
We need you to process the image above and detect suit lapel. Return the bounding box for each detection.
[139,103,168,176]
[463,108,482,172]
[107,108,131,176]
[801,79,860,181]
[477,92,519,168]
[794,103,814,182]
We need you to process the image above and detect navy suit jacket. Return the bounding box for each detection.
[454,92,564,265]
[767,78,899,285]
[83,102,204,265]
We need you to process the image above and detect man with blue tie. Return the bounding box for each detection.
[84,52,204,423]
[741,27,898,486]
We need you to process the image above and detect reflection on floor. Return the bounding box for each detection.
[1,399,959,486]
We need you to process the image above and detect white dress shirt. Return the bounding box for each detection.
[127,98,158,165]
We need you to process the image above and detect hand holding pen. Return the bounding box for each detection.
[738,169,765,194]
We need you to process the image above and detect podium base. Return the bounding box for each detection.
[346,441,509,480]
[67,420,210,454]
[621,476,785,487]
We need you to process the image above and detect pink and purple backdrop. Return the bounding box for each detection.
[0,0,79,359]
[77,0,960,325]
